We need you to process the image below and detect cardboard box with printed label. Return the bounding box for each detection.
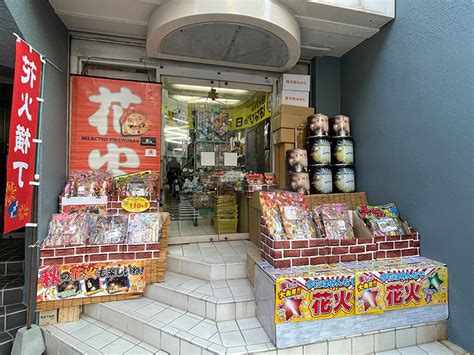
[277,90,310,107]
[272,113,307,131]
[281,74,311,92]
[273,127,306,147]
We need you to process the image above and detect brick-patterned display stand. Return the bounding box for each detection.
[260,224,420,268]
[36,213,169,312]
[308,192,368,211]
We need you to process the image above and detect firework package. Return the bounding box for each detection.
[43,212,164,247]
[272,256,447,324]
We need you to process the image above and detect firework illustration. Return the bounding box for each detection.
[18,204,30,220]
[5,181,16,206]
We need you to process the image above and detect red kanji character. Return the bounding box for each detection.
[404,282,422,304]
[311,291,332,315]
[386,284,404,306]
[39,267,61,288]
[334,289,353,313]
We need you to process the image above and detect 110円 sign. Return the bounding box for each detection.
[69,76,162,176]
[4,39,43,233]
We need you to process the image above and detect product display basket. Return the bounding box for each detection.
[309,192,367,210]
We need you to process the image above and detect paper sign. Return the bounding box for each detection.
[201,152,215,166]
[224,152,238,166]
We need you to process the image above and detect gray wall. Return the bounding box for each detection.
[3,0,68,309]
[311,56,340,116]
[340,0,473,351]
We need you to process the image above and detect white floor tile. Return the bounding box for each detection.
[88,331,119,350]
[304,341,328,355]
[55,319,89,334]
[417,324,437,345]
[352,334,374,354]
[124,345,153,355]
[375,331,396,352]
[101,338,136,354]
[137,303,166,317]
[189,320,219,339]
[376,350,401,355]
[209,332,223,345]
[236,318,261,330]
[154,308,183,324]
[418,341,454,354]
[218,320,240,333]
[241,328,270,345]
[397,345,427,355]
[169,314,202,331]
[328,338,351,355]
[71,324,105,341]
[161,332,180,354]
[220,330,247,347]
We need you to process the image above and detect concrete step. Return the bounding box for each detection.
[82,298,274,354]
[145,272,255,321]
[42,315,169,355]
[167,255,246,281]
[0,275,24,306]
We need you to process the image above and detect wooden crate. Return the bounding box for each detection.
[308,192,368,210]
[36,213,170,312]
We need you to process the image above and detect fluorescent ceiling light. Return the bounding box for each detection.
[170,84,249,95]
[170,95,241,106]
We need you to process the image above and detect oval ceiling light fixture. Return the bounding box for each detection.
[147,0,300,72]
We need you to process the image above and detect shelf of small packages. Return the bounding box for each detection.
[36,171,169,325]
[249,191,448,349]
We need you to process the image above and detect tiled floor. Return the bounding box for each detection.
[169,219,216,237]
[80,297,274,354]
[168,240,258,264]
[43,316,169,355]
[158,272,255,301]
[377,340,465,354]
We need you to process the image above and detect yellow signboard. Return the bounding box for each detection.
[275,272,355,324]
[121,196,150,213]
[354,265,448,315]
[229,94,271,131]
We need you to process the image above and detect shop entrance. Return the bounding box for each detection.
[161,77,272,240]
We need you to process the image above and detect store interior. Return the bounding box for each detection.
[161,78,271,239]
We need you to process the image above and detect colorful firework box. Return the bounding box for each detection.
[343,257,448,315]
[268,256,447,324]
[275,266,356,324]
[37,260,146,303]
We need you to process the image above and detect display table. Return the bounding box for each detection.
[255,259,448,349]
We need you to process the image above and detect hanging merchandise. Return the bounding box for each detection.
[260,192,285,240]
[309,165,333,194]
[288,172,310,195]
[306,114,329,137]
[333,165,355,193]
[331,115,351,137]
[307,136,332,165]
[332,137,354,164]
[286,148,308,173]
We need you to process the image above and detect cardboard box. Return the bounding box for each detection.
[281,74,311,92]
[272,113,308,131]
[275,105,314,116]
[277,90,310,107]
[273,128,296,144]
[274,143,295,189]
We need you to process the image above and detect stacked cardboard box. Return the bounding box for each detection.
[273,104,314,189]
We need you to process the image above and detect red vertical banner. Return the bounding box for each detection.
[69,76,161,176]
[4,40,43,233]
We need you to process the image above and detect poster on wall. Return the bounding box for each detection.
[275,272,355,324]
[4,39,43,233]
[69,76,161,176]
[37,260,146,302]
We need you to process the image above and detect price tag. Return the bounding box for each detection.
[121,196,150,213]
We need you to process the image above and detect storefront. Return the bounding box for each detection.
[1,1,472,354]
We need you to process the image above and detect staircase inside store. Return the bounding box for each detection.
[43,239,462,355]
[0,238,26,355]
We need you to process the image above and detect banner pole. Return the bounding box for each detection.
[26,51,46,330]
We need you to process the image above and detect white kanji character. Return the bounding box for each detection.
[88,87,142,135]
[88,143,139,175]
[21,55,37,89]
[13,162,28,188]
[14,125,31,154]
[18,92,32,121]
